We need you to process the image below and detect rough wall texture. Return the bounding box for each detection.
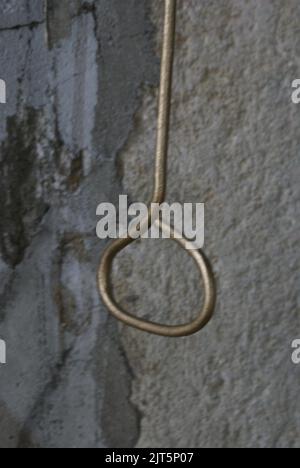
[115,0,300,448]
[0,0,299,449]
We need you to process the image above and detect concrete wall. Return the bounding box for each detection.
[0,0,299,448]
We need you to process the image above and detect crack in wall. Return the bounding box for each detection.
[0,20,44,33]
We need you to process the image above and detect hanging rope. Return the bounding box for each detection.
[98,0,216,337]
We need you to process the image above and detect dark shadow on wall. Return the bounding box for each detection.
[0,401,35,448]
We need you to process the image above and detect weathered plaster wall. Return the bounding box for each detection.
[0,0,157,448]
[0,0,299,449]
